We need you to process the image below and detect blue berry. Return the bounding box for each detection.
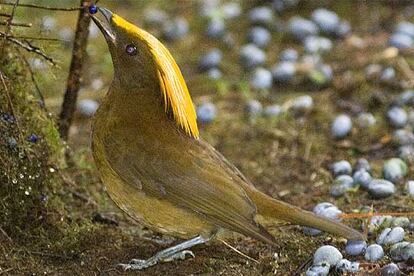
[88,4,98,14]
[28,134,39,143]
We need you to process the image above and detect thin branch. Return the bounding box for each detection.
[59,0,91,140]
[0,20,32,27]
[12,35,62,42]
[18,50,47,110]
[1,2,81,11]
[0,71,24,144]
[0,226,12,243]
[0,12,11,17]
[0,32,57,66]
[0,0,19,56]
[218,238,259,264]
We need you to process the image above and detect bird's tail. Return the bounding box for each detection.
[247,188,364,241]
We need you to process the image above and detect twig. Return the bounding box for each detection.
[0,268,14,275]
[0,20,32,27]
[0,227,12,243]
[11,35,61,42]
[59,0,91,140]
[0,71,24,144]
[26,250,74,260]
[340,212,414,219]
[0,0,19,57]
[0,32,57,66]
[0,12,11,17]
[18,51,47,110]
[1,2,81,11]
[293,256,312,276]
[218,238,259,264]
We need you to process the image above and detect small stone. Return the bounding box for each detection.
[288,16,319,41]
[396,90,414,106]
[247,27,271,48]
[271,62,296,83]
[279,48,298,62]
[303,202,342,236]
[377,227,405,245]
[78,99,99,117]
[206,19,226,39]
[7,137,17,149]
[334,20,351,38]
[306,262,330,276]
[335,259,359,274]
[330,175,354,197]
[162,17,189,41]
[244,100,263,118]
[368,179,396,199]
[381,263,400,276]
[395,21,414,38]
[393,129,414,146]
[387,107,408,128]
[380,67,396,82]
[365,64,383,79]
[40,16,56,31]
[407,181,414,197]
[330,160,352,176]
[353,170,372,189]
[314,245,342,266]
[263,105,283,117]
[308,64,333,87]
[239,44,266,70]
[272,0,300,13]
[382,158,407,183]
[398,145,414,163]
[248,6,274,25]
[221,2,241,19]
[58,27,74,43]
[197,102,217,123]
[331,114,352,139]
[144,8,168,26]
[345,240,367,256]
[91,78,104,91]
[354,158,371,173]
[389,33,413,49]
[390,242,414,261]
[199,49,223,71]
[391,217,410,228]
[304,36,333,54]
[369,216,394,232]
[364,244,384,262]
[250,67,273,89]
[311,8,340,35]
[356,112,376,128]
[207,68,222,80]
[291,95,313,114]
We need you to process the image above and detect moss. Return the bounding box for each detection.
[0,45,68,244]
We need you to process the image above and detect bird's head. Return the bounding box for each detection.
[91,7,199,138]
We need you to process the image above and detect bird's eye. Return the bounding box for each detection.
[125,44,137,56]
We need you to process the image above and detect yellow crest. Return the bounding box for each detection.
[112,14,199,139]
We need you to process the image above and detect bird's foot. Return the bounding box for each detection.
[118,250,195,271]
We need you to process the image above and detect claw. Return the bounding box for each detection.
[163,250,195,262]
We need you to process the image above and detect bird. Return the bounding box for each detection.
[89,6,363,270]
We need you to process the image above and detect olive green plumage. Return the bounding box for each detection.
[91,8,363,250]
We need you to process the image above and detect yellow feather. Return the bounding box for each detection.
[112,14,199,139]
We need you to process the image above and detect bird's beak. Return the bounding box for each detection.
[90,7,115,43]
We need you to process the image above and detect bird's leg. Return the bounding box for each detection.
[118,235,210,270]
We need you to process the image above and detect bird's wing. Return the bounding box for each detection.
[102,135,277,246]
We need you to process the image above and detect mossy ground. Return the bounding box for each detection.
[1,0,414,275]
